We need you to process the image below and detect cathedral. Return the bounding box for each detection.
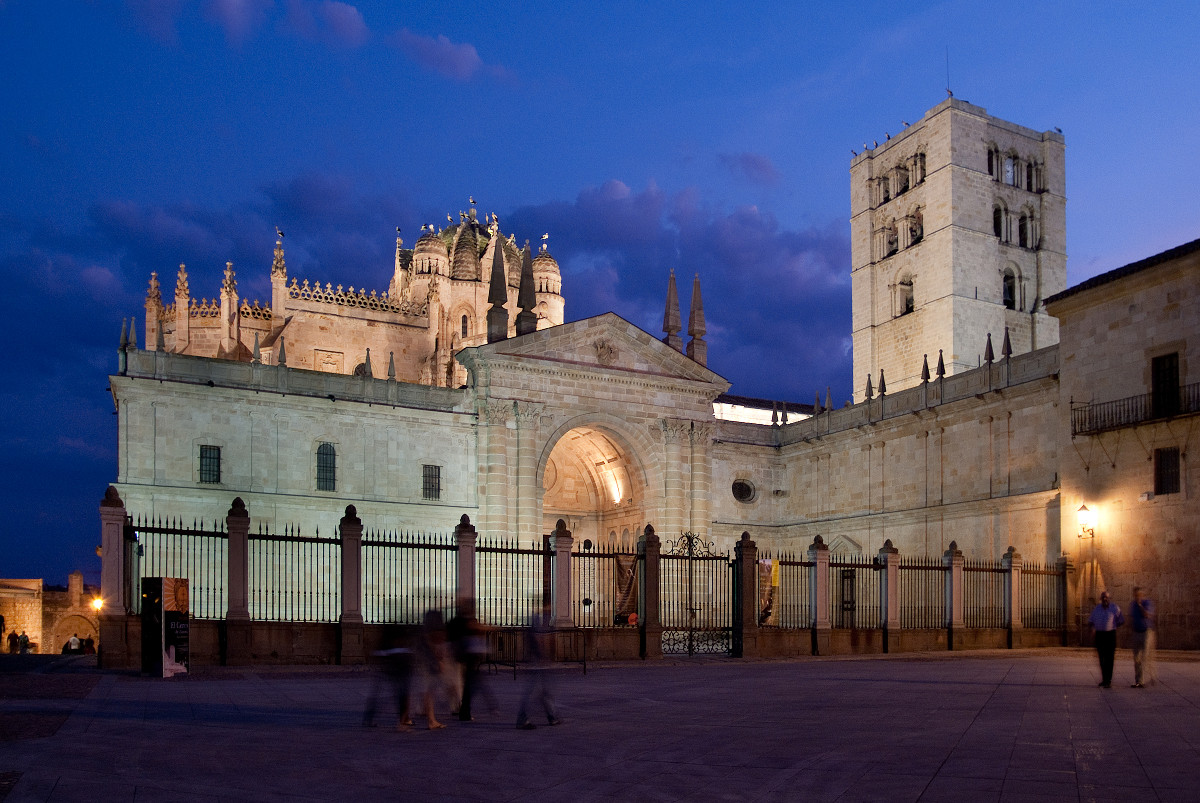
[106,98,1198,650]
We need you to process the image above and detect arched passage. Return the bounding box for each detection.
[539,420,653,549]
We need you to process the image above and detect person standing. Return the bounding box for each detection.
[1128,587,1156,688]
[1088,591,1124,688]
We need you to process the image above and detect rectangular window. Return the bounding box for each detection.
[199,445,221,484]
[1151,352,1180,419]
[1154,448,1180,496]
[316,443,336,492]
[422,464,441,501]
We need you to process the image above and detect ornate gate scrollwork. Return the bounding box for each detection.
[660,532,733,655]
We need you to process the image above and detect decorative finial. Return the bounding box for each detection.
[865,374,873,400]
[1002,326,1012,360]
[936,349,945,378]
[984,332,994,364]
[662,269,682,352]
[921,354,930,383]
[686,273,707,366]
[878,370,886,395]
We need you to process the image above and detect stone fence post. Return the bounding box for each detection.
[809,535,830,656]
[1003,545,1022,647]
[1058,552,1078,647]
[98,487,130,669]
[551,520,574,629]
[454,515,477,604]
[225,498,251,665]
[944,540,964,650]
[878,539,900,652]
[734,532,759,658]
[639,525,662,659]
[339,505,365,665]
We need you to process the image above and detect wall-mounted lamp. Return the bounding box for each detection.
[91,597,104,612]
[1077,504,1095,539]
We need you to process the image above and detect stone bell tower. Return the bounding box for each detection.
[850,98,1066,401]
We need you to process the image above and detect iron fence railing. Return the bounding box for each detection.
[1072,382,1200,435]
[475,536,548,627]
[829,554,881,629]
[127,516,229,619]
[361,529,456,624]
[1021,562,1064,629]
[963,560,1006,628]
[758,551,813,628]
[571,542,639,628]
[248,526,341,622]
[898,556,946,629]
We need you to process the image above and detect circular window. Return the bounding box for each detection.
[732,479,756,503]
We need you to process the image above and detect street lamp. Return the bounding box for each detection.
[91,597,104,612]
[1077,504,1095,538]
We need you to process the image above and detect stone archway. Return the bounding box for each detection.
[539,421,651,548]
[49,613,97,653]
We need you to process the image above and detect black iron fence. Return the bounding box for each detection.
[1072,382,1200,435]
[898,556,946,629]
[757,551,813,628]
[126,516,228,619]
[248,525,341,622]
[963,560,1006,628]
[660,533,734,654]
[475,536,548,627]
[1021,562,1065,629]
[362,528,456,624]
[830,554,881,629]
[571,541,639,628]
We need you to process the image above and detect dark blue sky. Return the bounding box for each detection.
[2,1,1197,581]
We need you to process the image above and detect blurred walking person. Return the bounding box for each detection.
[516,601,560,730]
[1128,587,1156,688]
[415,610,449,729]
[363,625,415,731]
[449,598,496,721]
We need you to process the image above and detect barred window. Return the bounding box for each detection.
[199,445,221,484]
[317,442,336,492]
[422,464,441,501]
[1155,448,1180,496]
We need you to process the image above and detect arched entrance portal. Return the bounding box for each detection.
[542,426,645,548]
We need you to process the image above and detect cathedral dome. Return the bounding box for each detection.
[450,222,485,281]
[533,250,561,293]
[414,228,448,257]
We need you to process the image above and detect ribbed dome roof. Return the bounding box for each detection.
[532,250,560,273]
[414,228,448,257]
[450,223,484,280]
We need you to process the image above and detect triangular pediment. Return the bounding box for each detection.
[459,312,729,390]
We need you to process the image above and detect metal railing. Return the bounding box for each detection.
[127,516,229,619]
[829,555,881,629]
[963,560,1006,628]
[362,529,456,624]
[1021,562,1065,629]
[758,551,812,628]
[248,525,341,622]
[1072,382,1200,435]
[571,542,639,628]
[475,536,548,627]
[898,556,946,629]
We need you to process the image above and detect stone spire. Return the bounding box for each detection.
[145,271,162,352]
[271,236,287,280]
[174,263,190,354]
[921,354,931,383]
[277,336,286,366]
[936,349,945,378]
[363,348,373,378]
[686,273,707,366]
[984,332,995,364]
[486,230,509,343]
[878,370,886,395]
[865,373,874,400]
[662,270,683,352]
[515,235,537,336]
[1001,326,1012,359]
[271,235,289,320]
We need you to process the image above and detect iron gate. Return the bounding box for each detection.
[660,532,734,655]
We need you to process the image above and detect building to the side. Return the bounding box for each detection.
[850,98,1066,400]
[1,572,100,654]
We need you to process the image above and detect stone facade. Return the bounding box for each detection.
[851,99,1066,400]
[1047,239,1200,648]
[1,572,99,654]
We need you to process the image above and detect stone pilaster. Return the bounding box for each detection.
[514,402,542,540]
[479,399,511,538]
[338,505,365,665]
[878,539,900,643]
[98,487,130,669]
[660,419,690,539]
[638,525,662,659]
[689,422,713,539]
[1003,545,1023,635]
[809,535,830,655]
[225,497,251,666]
[734,532,759,658]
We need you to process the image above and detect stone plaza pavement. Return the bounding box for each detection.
[2,648,1198,802]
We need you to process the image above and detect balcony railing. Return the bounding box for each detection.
[1072,383,1200,436]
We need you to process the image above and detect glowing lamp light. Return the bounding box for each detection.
[91,597,104,612]
[1077,504,1096,538]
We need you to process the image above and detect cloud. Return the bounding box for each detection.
[389,28,498,82]
[282,0,369,48]
[203,0,275,46]
[718,152,781,186]
[506,182,852,401]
